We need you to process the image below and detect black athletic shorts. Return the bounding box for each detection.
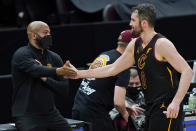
[144,100,183,131]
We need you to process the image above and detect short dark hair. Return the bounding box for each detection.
[131,3,156,27]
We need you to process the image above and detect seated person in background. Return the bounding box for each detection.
[126,67,145,107]
[110,67,145,131]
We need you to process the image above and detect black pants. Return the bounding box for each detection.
[14,110,71,131]
[144,101,183,131]
[72,109,115,131]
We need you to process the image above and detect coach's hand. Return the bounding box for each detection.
[64,60,79,79]
[56,62,77,77]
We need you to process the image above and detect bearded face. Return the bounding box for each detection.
[132,21,143,36]
[130,11,144,36]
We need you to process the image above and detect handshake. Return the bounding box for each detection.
[35,59,79,79]
[56,61,78,78]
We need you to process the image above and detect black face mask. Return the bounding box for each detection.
[36,34,52,49]
[126,86,142,100]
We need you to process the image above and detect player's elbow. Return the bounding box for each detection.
[190,68,194,78]
[186,66,194,77]
[184,66,194,81]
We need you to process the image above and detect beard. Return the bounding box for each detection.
[131,23,143,36]
[132,29,141,36]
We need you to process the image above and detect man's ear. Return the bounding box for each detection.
[32,32,36,40]
[141,19,148,28]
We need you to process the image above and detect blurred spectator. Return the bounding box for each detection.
[56,0,102,24]
[56,0,75,24]
[14,0,59,27]
[110,67,146,131]
[102,4,121,21]
[126,67,145,107]
[14,0,30,27]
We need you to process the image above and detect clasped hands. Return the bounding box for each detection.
[56,60,77,78]
[35,59,78,79]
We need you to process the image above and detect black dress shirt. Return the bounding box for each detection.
[11,43,68,117]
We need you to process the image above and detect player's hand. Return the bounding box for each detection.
[165,102,180,119]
